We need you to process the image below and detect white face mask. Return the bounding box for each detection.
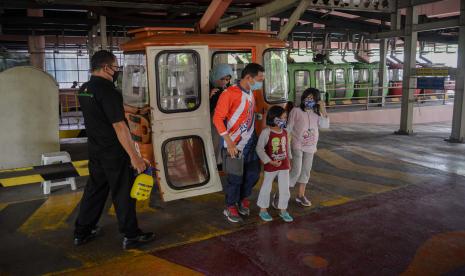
[249,79,263,91]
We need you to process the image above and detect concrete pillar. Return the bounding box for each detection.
[88,25,99,57]
[0,9,3,34]
[27,9,45,70]
[99,15,107,50]
[379,38,388,104]
[449,0,465,142]
[397,6,418,135]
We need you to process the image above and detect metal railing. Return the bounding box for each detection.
[324,86,454,110]
[59,89,80,114]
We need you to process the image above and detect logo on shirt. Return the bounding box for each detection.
[302,128,317,146]
[239,98,255,135]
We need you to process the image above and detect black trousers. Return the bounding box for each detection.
[74,153,141,238]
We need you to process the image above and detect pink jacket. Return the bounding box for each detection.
[287,107,320,153]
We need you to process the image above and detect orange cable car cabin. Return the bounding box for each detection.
[119,27,289,201]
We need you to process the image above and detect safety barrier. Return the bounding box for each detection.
[0,160,89,187]
[324,86,454,110]
[59,89,80,113]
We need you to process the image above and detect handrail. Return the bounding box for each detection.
[323,86,454,110]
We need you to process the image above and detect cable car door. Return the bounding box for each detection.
[147,45,221,201]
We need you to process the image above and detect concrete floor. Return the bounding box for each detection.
[1,122,465,275]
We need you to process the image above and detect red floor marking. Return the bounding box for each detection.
[286,228,322,245]
[302,255,329,269]
[401,231,465,276]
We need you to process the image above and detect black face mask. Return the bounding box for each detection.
[112,70,120,83]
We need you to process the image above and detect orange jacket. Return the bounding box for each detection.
[213,85,255,151]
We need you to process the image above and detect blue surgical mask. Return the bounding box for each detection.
[274,118,287,129]
[304,99,315,109]
[249,80,263,91]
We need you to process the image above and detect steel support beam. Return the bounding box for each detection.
[397,6,418,135]
[397,0,444,9]
[449,0,465,143]
[2,0,244,13]
[219,0,299,29]
[371,18,460,39]
[253,16,269,31]
[198,0,232,34]
[277,0,311,40]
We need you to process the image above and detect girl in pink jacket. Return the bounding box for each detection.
[286,88,328,207]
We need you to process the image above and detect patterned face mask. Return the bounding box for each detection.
[274,117,287,129]
[304,99,316,109]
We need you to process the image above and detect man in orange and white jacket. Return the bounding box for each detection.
[213,63,264,223]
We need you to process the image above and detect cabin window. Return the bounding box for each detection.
[335,69,345,84]
[354,69,369,83]
[122,53,148,107]
[389,68,403,82]
[156,51,201,113]
[315,70,325,92]
[325,69,333,84]
[263,49,288,103]
[294,70,310,104]
[212,51,252,83]
[347,68,354,83]
[372,69,380,85]
[162,136,210,190]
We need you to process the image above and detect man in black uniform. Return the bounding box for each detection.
[74,50,154,249]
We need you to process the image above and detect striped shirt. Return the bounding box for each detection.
[213,84,255,151]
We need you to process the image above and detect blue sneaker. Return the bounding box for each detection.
[279,211,294,222]
[259,211,273,222]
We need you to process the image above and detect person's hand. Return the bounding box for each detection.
[210,88,219,99]
[289,159,292,168]
[131,155,147,174]
[226,139,238,158]
[270,160,282,167]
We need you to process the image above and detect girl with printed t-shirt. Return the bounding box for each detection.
[256,106,293,222]
[286,88,328,207]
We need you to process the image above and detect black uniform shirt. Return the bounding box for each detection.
[78,76,126,157]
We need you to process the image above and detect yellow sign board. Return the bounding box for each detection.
[415,68,449,76]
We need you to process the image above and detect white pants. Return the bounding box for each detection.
[257,170,290,210]
[289,148,315,188]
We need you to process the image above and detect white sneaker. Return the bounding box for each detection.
[296,196,312,207]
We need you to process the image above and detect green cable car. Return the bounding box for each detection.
[324,63,355,100]
[288,62,326,105]
[352,62,389,98]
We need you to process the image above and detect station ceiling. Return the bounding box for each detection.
[0,0,460,48]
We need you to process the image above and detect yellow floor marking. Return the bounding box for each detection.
[0,174,44,187]
[0,203,7,212]
[19,191,83,235]
[320,196,352,207]
[61,254,203,276]
[316,149,427,185]
[72,160,89,176]
[0,166,34,173]
[312,171,394,194]
[108,199,157,216]
[59,129,82,139]
[185,192,224,204]
[343,146,400,165]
